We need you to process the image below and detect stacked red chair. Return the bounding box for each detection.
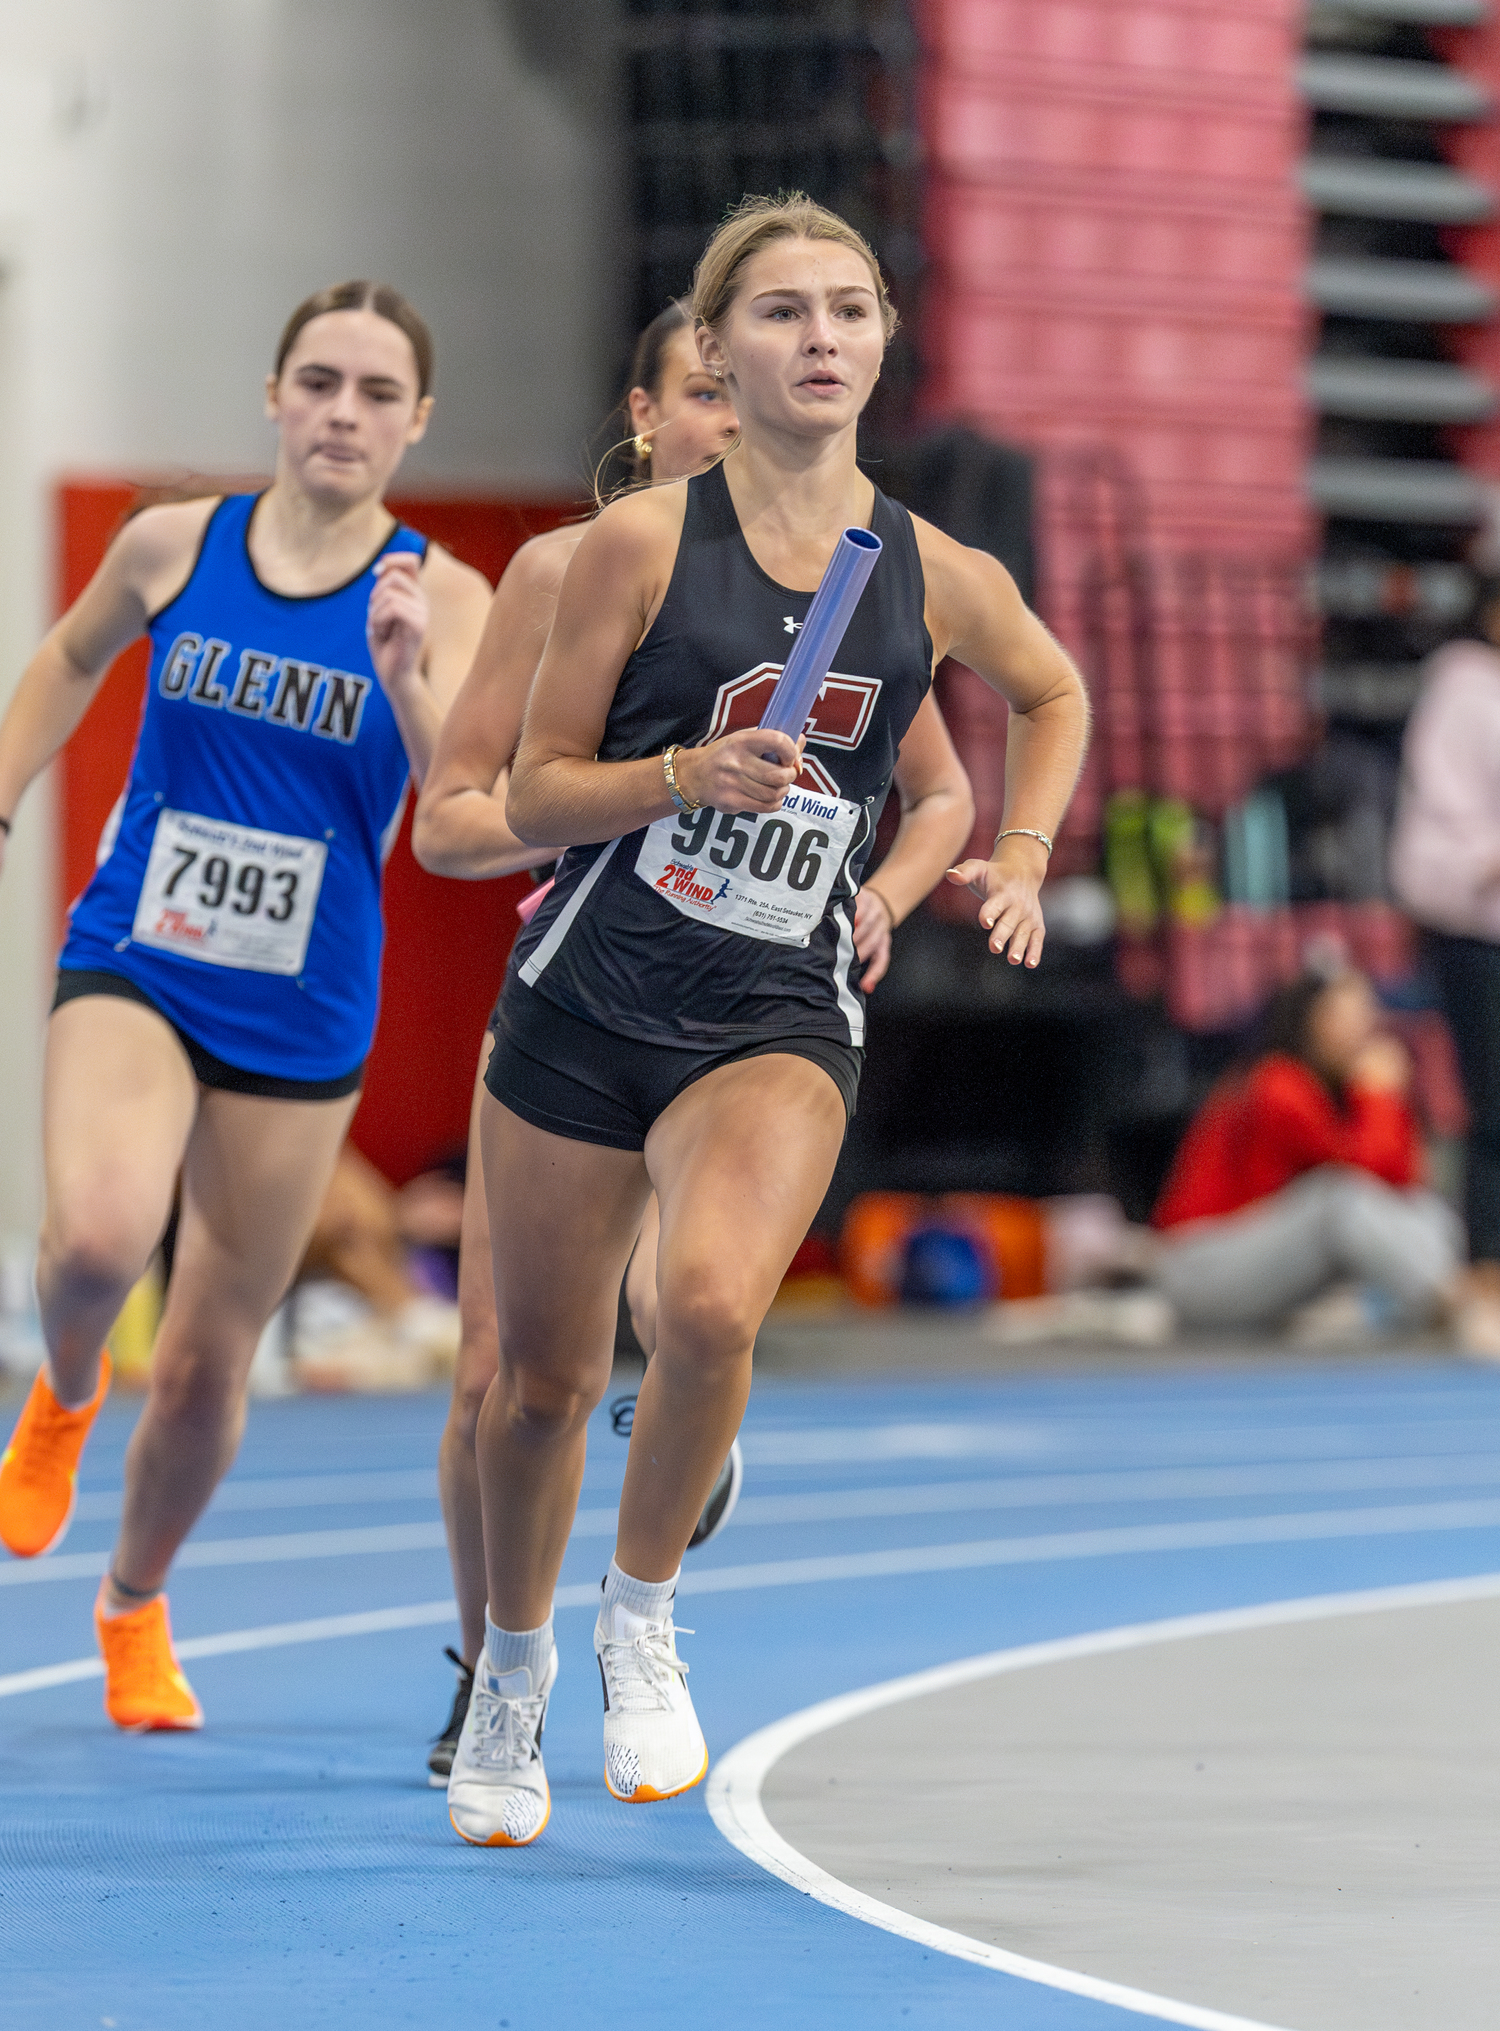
[916,0,1313,558]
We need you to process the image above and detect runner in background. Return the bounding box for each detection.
[0,281,490,1732]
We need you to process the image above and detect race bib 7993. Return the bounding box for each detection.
[132,808,326,976]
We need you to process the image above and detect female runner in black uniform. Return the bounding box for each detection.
[416,300,974,1781]
[445,195,1089,1847]
[414,302,740,1772]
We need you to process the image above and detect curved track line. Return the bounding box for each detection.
[707,1570,1500,2031]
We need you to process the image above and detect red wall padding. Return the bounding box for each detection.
[911,0,1316,875]
[914,0,1313,557]
[54,482,579,1184]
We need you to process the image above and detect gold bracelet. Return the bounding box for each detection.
[662,744,701,816]
[996,826,1053,857]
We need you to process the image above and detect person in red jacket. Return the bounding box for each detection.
[1152,965,1489,1342]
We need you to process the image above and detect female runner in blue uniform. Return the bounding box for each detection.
[0,280,490,1730]
[442,195,1090,1848]
[414,298,975,1781]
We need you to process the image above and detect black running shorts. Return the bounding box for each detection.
[52,970,364,1101]
[485,983,860,1153]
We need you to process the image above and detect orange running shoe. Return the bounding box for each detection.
[0,1351,111,1558]
[94,1586,203,1732]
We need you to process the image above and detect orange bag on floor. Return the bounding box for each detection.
[841,1190,1047,1306]
[840,1193,926,1307]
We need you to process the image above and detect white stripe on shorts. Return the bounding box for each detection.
[518,838,621,987]
[832,897,865,1048]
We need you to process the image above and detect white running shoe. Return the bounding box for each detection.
[447,1644,558,1847]
[594,1595,708,1803]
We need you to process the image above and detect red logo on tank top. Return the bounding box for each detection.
[704,664,882,798]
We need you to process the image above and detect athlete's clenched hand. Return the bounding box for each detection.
[675,727,804,815]
[853,883,894,992]
[367,554,429,696]
[946,832,1049,968]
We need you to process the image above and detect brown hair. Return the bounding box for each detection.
[592,298,706,501]
[273,280,434,398]
[625,299,695,479]
[692,193,898,344]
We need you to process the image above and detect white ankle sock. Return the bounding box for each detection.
[483,1609,553,1692]
[601,1556,678,1636]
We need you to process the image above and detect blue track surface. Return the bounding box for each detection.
[6,1356,1500,2029]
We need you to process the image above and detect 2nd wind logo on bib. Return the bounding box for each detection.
[654,863,731,911]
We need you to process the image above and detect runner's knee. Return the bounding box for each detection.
[38,1205,154,1311]
[494,1346,610,1439]
[656,1276,760,1372]
[143,1334,248,1431]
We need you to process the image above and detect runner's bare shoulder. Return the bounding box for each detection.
[111,497,223,620]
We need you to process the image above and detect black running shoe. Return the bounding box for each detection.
[688,1438,743,1549]
[428,1646,474,1787]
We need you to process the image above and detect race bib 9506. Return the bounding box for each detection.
[634,788,861,947]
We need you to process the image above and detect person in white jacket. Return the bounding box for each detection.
[1391,589,1500,1331]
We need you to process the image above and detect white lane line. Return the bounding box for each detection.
[742,1422,1050,1465]
[0,1521,449,1587]
[720,1453,1500,1528]
[673,1496,1500,1596]
[64,1450,1500,1532]
[739,1415,1500,1467]
[15,1492,1500,1592]
[0,1583,603,1703]
[72,1468,442,1523]
[73,1465,630,1523]
[65,1447,1500,1545]
[708,1569,1500,2031]
[8,1532,1500,1722]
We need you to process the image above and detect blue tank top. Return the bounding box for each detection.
[61,492,427,1081]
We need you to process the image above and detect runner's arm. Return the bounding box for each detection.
[507,491,802,848]
[367,544,492,787]
[412,534,579,879]
[853,692,974,991]
[915,522,1090,969]
[0,500,214,874]
[860,692,975,926]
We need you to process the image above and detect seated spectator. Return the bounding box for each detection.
[1152,966,1500,1349]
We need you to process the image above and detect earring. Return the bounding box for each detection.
[633,434,651,461]
[712,368,723,381]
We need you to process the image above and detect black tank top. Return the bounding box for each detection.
[507,460,933,1049]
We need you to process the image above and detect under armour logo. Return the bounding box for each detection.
[783,616,802,636]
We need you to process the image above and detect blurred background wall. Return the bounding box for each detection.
[0,0,610,1239]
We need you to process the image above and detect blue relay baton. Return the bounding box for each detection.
[758,526,882,741]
